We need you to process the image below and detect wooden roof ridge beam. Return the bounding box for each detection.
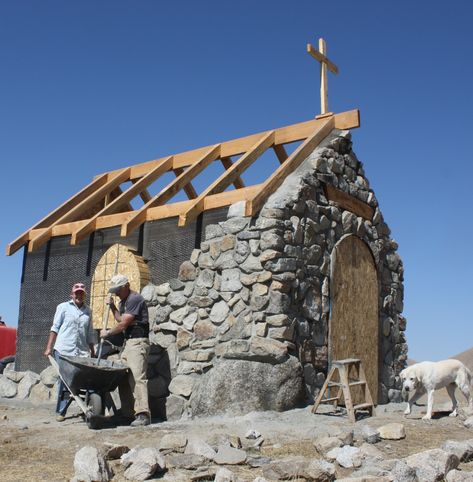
[220,157,245,189]
[6,173,109,256]
[273,144,288,164]
[179,131,275,227]
[245,116,335,217]
[99,110,360,180]
[173,167,198,199]
[121,144,221,237]
[70,157,173,245]
[28,168,131,252]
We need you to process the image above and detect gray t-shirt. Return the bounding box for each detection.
[119,291,149,338]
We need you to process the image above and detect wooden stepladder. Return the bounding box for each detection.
[312,358,375,423]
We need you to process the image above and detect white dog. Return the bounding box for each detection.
[400,359,473,420]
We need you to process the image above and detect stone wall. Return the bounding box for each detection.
[142,128,407,420]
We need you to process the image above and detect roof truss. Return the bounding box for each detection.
[6,109,360,256]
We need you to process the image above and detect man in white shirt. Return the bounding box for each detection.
[44,282,96,421]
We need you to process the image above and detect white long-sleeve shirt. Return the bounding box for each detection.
[51,300,96,356]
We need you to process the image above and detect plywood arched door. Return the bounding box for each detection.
[330,235,379,403]
[90,244,150,329]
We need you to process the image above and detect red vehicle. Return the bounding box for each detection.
[0,325,17,360]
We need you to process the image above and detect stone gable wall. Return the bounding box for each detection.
[142,129,406,419]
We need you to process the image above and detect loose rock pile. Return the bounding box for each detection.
[70,420,473,481]
[0,362,56,402]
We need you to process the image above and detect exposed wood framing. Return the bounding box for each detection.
[220,157,245,189]
[179,131,275,227]
[99,110,359,180]
[273,144,288,164]
[324,185,374,220]
[28,168,131,252]
[131,179,152,203]
[121,144,221,237]
[70,157,173,245]
[6,173,109,256]
[173,167,198,199]
[245,116,335,216]
[7,109,361,255]
[28,184,263,239]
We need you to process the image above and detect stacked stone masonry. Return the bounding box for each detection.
[140,129,406,420]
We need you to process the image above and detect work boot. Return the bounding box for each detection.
[130,413,150,427]
[56,414,65,422]
[111,412,134,426]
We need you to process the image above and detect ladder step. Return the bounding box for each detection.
[319,397,340,403]
[353,402,373,410]
[329,380,366,387]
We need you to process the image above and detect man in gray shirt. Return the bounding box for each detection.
[100,274,151,427]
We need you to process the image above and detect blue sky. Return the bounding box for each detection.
[1,1,472,362]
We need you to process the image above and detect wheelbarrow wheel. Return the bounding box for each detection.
[88,392,103,416]
[86,393,103,430]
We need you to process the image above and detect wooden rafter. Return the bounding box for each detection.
[273,144,288,164]
[121,144,221,237]
[220,157,245,189]
[28,184,264,240]
[7,109,361,255]
[70,157,173,245]
[28,168,131,252]
[106,187,134,213]
[131,179,152,203]
[173,167,198,199]
[101,110,359,181]
[246,116,335,216]
[6,173,109,256]
[179,131,275,227]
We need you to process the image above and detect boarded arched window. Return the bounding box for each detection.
[90,243,150,330]
[330,235,379,403]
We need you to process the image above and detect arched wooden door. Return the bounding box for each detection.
[90,244,150,330]
[330,235,379,403]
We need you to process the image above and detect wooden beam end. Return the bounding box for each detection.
[120,224,130,237]
[244,201,254,217]
[178,215,187,227]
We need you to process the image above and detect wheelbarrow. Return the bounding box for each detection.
[49,353,129,429]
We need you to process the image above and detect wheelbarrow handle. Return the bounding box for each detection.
[48,355,89,415]
[97,298,113,366]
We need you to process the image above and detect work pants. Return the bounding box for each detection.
[119,337,150,417]
[53,350,72,416]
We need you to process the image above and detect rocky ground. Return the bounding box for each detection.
[2,391,473,481]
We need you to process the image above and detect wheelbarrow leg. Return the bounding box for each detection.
[103,391,118,416]
[48,355,90,416]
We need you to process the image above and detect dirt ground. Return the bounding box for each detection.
[1,390,473,482]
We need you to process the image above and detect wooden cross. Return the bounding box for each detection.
[307,38,339,117]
